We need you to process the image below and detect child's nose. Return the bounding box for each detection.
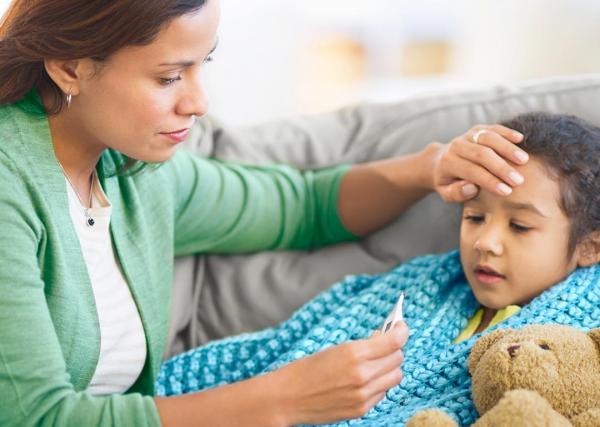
[474,228,503,256]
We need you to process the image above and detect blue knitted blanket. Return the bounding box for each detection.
[156,251,600,426]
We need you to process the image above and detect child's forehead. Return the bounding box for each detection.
[464,159,564,217]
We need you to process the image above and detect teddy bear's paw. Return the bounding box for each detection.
[474,389,572,427]
[406,409,458,427]
[571,407,600,427]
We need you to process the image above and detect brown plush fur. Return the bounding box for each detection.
[406,325,600,427]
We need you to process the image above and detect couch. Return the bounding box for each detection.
[165,74,600,358]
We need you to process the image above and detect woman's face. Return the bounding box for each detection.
[70,0,220,163]
[460,158,580,309]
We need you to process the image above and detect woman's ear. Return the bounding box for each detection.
[43,58,91,97]
[575,231,600,267]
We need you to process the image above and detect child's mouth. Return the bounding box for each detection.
[474,265,506,284]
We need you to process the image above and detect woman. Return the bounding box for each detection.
[0,0,528,426]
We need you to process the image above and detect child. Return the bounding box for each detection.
[157,112,600,426]
[455,111,600,342]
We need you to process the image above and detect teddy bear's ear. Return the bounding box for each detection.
[468,328,512,376]
[589,328,600,354]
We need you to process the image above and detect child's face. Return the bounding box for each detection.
[460,158,578,309]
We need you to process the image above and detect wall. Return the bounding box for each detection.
[1,0,599,125]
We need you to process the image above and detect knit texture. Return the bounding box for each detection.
[157,251,600,426]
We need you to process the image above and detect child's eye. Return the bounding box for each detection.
[464,215,484,224]
[159,75,182,86]
[510,222,531,233]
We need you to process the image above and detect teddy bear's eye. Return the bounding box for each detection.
[539,343,550,350]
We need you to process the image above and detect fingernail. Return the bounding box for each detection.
[393,321,406,330]
[393,328,406,344]
[513,150,529,163]
[508,171,524,185]
[512,131,524,140]
[461,184,478,197]
[497,183,512,195]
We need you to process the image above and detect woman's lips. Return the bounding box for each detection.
[474,265,506,285]
[160,128,190,143]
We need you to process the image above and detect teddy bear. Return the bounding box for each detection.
[406,324,600,427]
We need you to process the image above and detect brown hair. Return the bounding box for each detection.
[0,0,208,114]
[501,112,600,258]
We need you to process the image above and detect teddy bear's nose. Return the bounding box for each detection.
[507,344,520,358]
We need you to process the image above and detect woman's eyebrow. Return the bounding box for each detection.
[158,39,219,67]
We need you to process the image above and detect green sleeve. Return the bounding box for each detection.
[166,150,359,256]
[0,155,161,427]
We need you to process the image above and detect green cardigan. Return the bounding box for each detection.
[0,92,356,426]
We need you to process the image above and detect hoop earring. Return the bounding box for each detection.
[66,88,72,109]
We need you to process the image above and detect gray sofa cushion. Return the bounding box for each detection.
[166,74,600,357]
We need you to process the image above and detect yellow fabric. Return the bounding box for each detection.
[454,305,521,344]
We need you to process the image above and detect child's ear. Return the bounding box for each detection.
[575,231,600,267]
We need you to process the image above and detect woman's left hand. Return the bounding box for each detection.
[431,124,528,202]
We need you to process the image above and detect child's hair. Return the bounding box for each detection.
[501,112,600,257]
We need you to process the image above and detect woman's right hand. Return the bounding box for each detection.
[270,322,409,426]
[431,124,527,202]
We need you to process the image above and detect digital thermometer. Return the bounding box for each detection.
[381,292,405,333]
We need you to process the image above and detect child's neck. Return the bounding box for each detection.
[475,307,498,334]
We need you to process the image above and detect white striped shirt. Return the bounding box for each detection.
[65,176,147,395]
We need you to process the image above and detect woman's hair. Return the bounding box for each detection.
[501,112,600,257]
[0,0,207,176]
[0,0,207,114]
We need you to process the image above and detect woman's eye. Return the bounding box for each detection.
[510,222,531,233]
[159,76,182,86]
[464,215,484,224]
[204,55,214,63]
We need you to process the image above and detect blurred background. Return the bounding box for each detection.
[2,0,600,125]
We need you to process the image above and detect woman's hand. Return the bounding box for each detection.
[270,323,409,426]
[432,124,528,202]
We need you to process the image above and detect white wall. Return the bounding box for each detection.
[451,0,600,82]
[206,0,600,124]
[207,0,460,124]
[1,0,600,125]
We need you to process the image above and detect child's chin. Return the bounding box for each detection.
[469,288,509,310]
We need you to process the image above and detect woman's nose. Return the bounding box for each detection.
[177,80,210,118]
